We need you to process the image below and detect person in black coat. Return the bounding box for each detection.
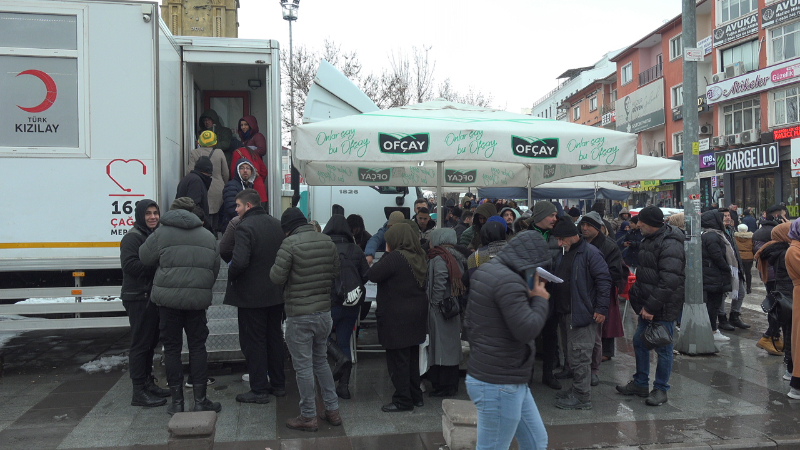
[223,189,286,404]
[616,206,685,406]
[220,158,257,232]
[176,156,213,231]
[618,216,643,270]
[741,208,758,233]
[701,210,734,339]
[465,230,551,449]
[346,214,372,251]
[120,199,170,408]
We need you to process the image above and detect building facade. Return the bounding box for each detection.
[160,0,239,38]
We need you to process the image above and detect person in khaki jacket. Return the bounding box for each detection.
[734,223,754,294]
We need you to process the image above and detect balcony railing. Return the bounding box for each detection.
[638,63,663,86]
[532,79,570,109]
[600,103,615,115]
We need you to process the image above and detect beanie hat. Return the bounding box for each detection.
[737,223,748,232]
[387,211,404,227]
[630,216,639,224]
[551,216,579,238]
[638,206,664,228]
[579,211,603,231]
[281,207,308,234]
[171,197,196,212]
[567,207,581,218]
[531,201,557,224]
[198,130,218,148]
[194,155,213,174]
[591,201,605,214]
[487,215,508,232]
[766,204,783,215]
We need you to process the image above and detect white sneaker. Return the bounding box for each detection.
[713,330,730,341]
[242,373,250,382]
[788,387,800,399]
[784,371,793,381]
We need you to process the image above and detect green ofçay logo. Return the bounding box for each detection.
[512,136,559,158]
[716,154,726,172]
[543,164,556,178]
[378,133,429,153]
[358,167,391,182]
[445,169,477,184]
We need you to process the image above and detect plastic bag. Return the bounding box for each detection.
[642,321,673,350]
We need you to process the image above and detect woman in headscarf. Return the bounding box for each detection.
[367,223,428,412]
[754,222,792,357]
[467,220,508,276]
[614,221,630,243]
[783,220,800,398]
[426,228,469,397]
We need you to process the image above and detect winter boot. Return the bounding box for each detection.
[146,375,171,398]
[191,383,222,413]
[775,337,786,352]
[717,314,735,331]
[166,385,184,416]
[326,340,351,382]
[757,336,783,356]
[336,363,352,399]
[131,383,167,407]
[729,312,751,329]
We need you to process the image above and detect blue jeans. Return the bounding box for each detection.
[632,317,674,392]
[465,375,547,450]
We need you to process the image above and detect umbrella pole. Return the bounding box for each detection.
[527,164,532,209]
[436,161,444,229]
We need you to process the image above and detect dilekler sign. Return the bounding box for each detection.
[706,57,800,105]
[715,143,780,174]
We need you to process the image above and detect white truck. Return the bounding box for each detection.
[0,0,282,330]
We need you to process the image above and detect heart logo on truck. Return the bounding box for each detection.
[106,159,147,193]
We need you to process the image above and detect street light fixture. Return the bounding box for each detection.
[280,0,301,206]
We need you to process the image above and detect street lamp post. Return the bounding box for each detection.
[280,0,300,207]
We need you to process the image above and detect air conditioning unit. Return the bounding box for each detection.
[648,151,655,157]
[724,61,746,79]
[711,135,726,147]
[699,124,713,135]
[711,72,725,83]
[727,133,742,145]
[741,129,759,144]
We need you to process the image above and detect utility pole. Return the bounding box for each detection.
[676,0,717,355]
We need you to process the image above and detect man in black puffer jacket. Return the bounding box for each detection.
[616,206,685,407]
[120,199,170,408]
[176,156,214,231]
[466,231,551,449]
[700,210,734,340]
[224,189,286,404]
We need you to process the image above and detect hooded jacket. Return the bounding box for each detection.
[628,224,685,321]
[611,208,630,234]
[701,210,733,293]
[734,230,754,261]
[237,115,267,157]
[229,148,268,202]
[753,217,780,252]
[139,209,220,310]
[120,199,159,302]
[223,206,284,308]
[323,215,370,305]
[221,158,258,229]
[270,224,341,317]
[188,146,229,214]
[553,237,612,327]
[460,202,498,249]
[198,109,233,151]
[466,231,551,385]
[176,170,212,231]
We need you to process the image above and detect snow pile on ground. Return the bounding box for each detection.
[80,354,128,374]
[0,315,32,350]
[16,296,120,304]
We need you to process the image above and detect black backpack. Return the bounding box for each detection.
[333,246,364,307]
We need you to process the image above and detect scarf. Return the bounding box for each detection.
[705,228,738,297]
[755,221,793,282]
[428,246,466,297]
[384,223,427,287]
[789,219,800,241]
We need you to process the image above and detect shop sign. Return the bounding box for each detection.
[654,184,675,192]
[616,79,665,134]
[698,36,713,56]
[640,180,661,188]
[715,143,780,174]
[711,176,718,188]
[601,110,615,126]
[699,151,716,171]
[762,1,800,28]
[699,138,710,151]
[791,138,800,177]
[672,95,710,121]
[774,124,800,140]
[713,12,759,47]
[706,57,800,104]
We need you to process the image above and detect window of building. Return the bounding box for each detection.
[671,84,684,108]
[774,86,800,126]
[772,21,800,64]
[670,35,683,61]
[721,40,759,72]
[673,133,683,154]
[720,0,758,23]
[723,97,760,135]
[573,105,581,121]
[589,96,597,111]
[611,89,617,103]
[621,63,633,85]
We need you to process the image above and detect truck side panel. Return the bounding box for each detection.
[157,21,182,209]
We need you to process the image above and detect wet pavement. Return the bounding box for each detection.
[2,272,800,449]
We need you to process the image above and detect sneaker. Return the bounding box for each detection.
[242,373,250,382]
[554,394,592,410]
[615,380,649,397]
[713,330,730,342]
[788,387,800,400]
[185,378,216,388]
[645,389,668,406]
[756,336,782,355]
[784,371,792,381]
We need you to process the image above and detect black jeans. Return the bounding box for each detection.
[427,364,459,392]
[385,346,422,408]
[705,291,725,331]
[742,260,753,292]
[123,300,160,385]
[237,304,286,394]
[159,307,209,387]
[539,313,559,379]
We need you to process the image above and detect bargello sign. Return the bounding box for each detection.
[713,11,759,47]
[715,143,780,174]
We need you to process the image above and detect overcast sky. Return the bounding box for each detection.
[167,0,685,113]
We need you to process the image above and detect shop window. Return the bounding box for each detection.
[573,105,580,121]
[589,96,597,111]
[771,21,800,64]
[720,0,758,24]
[782,165,800,218]
[723,97,760,135]
[670,35,683,61]
[673,133,683,154]
[671,84,683,108]
[621,63,633,85]
[721,40,758,72]
[774,86,800,126]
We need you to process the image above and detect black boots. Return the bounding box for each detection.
[146,375,171,398]
[167,385,184,416]
[336,363,352,399]
[729,312,751,329]
[326,340,352,382]
[131,383,167,407]
[192,383,222,413]
[717,314,736,331]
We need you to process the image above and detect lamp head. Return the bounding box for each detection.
[280,0,300,21]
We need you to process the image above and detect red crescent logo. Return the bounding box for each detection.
[16,70,58,113]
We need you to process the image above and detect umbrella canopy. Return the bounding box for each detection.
[294,100,638,187]
[478,181,632,201]
[537,154,681,185]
